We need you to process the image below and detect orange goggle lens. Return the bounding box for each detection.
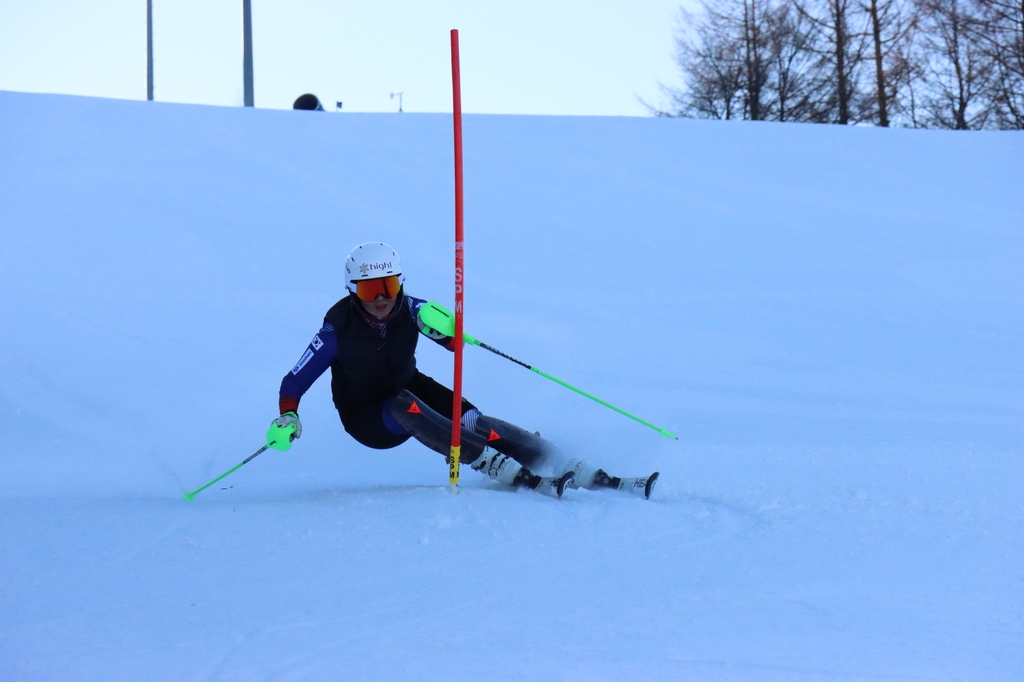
[354,275,401,302]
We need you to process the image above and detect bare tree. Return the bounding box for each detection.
[798,0,870,124]
[658,0,1019,128]
[859,0,916,125]
[767,1,829,120]
[658,0,824,121]
[740,0,777,119]
[975,0,1024,127]
[659,3,747,119]
[915,0,993,128]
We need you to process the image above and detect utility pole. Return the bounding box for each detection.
[242,0,254,107]
[390,92,404,112]
[146,0,154,100]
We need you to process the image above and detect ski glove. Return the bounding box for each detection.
[267,411,302,451]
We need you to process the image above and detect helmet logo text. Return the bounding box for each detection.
[359,261,392,276]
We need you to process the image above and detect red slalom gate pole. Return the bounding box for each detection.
[449,29,465,494]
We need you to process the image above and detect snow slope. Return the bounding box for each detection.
[1,90,1022,681]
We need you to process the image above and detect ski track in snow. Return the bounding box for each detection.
[1,90,1022,680]
[2,487,761,682]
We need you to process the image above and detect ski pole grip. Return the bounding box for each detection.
[266,422,297,451]
[420,301,478,345]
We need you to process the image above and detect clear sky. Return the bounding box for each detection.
[0,0,689,115]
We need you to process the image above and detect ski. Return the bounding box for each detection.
[614,472,659,500]
[571,469,660,500]
[472,447,574,499]
[515,469,575,499]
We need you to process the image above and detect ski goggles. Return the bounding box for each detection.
[353,275,402,302]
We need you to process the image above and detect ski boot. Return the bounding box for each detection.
[472,447,574,499]
[562,459,659,500]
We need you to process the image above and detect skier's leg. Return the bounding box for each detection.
[387,389,484,463]
[405,371,477,423]
[472,415,558,471]
[338,398,412,450]
[387,391,529,486]
[392,375,575,495]
[405,373,563,460]
[471,416,652,495]
[334,383,474,453]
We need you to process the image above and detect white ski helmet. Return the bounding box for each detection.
[344,242,405,295]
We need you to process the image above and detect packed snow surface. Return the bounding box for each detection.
[1,90,1022,681]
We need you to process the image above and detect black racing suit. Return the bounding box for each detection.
[278,291,474,449]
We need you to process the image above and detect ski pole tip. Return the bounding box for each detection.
[184,491,195,501]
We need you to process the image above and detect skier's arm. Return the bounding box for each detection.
[407,295,457,351]
[278,323,338,414]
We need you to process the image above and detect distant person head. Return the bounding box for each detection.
[345,242,404,318]
[293,94,324,111]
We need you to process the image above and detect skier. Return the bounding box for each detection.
[267,242,656,499]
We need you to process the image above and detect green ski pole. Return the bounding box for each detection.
[184,422,297,500]
[419,301,678,440]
